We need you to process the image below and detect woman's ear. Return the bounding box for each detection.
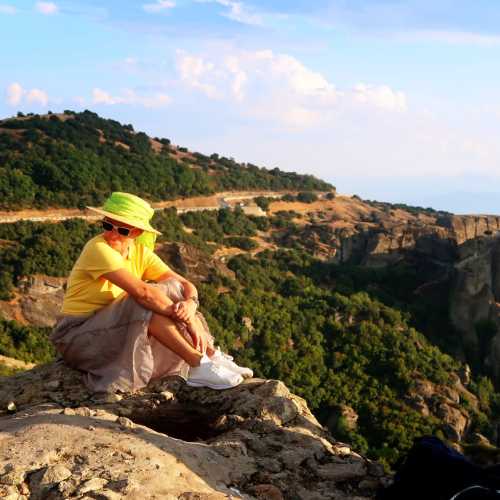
[131,228,144,238]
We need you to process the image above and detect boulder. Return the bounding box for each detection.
[0,362,387,499]
[436,403,468,442]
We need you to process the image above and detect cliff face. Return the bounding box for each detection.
[0,363,388,500]
[334,215,500,383]
[331,215,500,267]
[277,210,500,383]
[449,236,500,380]
[0,274,66,327]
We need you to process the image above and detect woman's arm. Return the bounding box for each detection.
[155,269,199,323]
[102,268,176,317]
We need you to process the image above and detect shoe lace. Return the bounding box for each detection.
[215,348,234,361]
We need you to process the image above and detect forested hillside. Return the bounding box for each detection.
[3,110,500,471]
[2,208,500,469]
[0,111,332,210]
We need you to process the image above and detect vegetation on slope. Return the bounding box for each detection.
[363,198,452,217]
[0,111,332,210]
[0,207,269,298]
[1,211,500,468]
[0,218,100,299]
[0,319,53,364]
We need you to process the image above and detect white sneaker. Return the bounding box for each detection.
[210,348,254,379]
[187,355,243,390]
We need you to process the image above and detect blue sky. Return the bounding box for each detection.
[1,0,500,213]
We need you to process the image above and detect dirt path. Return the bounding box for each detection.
[0,191,288,224]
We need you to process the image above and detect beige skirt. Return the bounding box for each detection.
[50,278,213,393]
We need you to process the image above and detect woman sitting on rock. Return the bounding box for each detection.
[51,192,252,393]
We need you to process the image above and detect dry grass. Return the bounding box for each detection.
[0,354,35,370]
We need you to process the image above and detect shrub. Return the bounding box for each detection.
[224,236,258,250]
[297,191,318,203]
[254,196,272,211]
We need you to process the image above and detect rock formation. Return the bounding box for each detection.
[282,209,500,384]
[0,275,66,327]
[0,362,388,499]
[449,235,500,380]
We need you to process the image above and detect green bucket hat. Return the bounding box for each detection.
[87,192,161,249]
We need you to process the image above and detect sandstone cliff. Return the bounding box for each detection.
[0,363,388,500]
[273,206,500,385]
[449,235,500,379]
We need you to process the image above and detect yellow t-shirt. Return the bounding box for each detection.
[62,235,170,315]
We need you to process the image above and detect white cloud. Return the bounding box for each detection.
[92,88,171,108]
[92,88,118,105]
[6,82,50,107]
[176,48,341,106]
[196,0,262,26]
[142,0,175,13]
[352,83,407,112]
[35,1,58,14]
[0,4,16,14]
[26,88,49,106]
[216,0,261,25]
[230,70,247,101]
[6,83,24,105]
[175,48,405,129]
[256,50,338,99]
[176,51,219,98]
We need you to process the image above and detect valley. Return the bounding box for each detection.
[1,111,500,475]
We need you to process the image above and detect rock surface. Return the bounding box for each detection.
[0,274,66,327]
[0,362,387,499]
[449,236,500,381]
[404,376,478,443]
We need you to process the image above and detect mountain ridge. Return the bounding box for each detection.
[0,110,333,211]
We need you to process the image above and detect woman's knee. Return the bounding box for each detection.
[154,278,184,303]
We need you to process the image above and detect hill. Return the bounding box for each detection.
[2,206,500,469]
[0,110,332,210]
[2,111,500,474]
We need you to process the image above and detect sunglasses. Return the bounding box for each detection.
[101,220,132,237]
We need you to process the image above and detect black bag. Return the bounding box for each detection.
[377,436,500,500]
[449,486,500,499]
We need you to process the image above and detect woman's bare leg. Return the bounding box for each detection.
[186,316,215,357]
[148,313,203,367]
[185,316,215,356]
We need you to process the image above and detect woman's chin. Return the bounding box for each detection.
[104,237,120,249]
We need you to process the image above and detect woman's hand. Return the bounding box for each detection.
[172,299,197,323]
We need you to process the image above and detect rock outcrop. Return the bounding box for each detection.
[157,242,235,284]
[0,363,388,499]
[0,275,66,328]
[449,235,500,380]
[404,375,479,443]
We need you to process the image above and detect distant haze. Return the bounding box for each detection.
[333,175,500,215]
